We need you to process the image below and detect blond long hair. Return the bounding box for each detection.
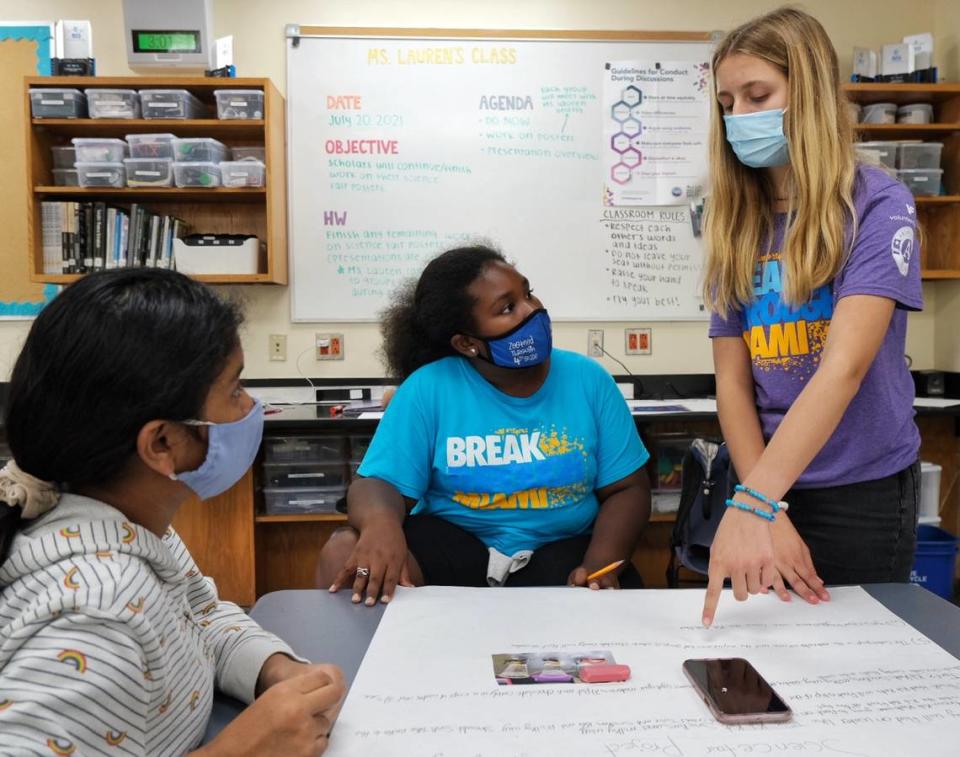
[702,7,857,315]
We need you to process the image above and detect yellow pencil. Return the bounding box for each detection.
[586,559,625,582]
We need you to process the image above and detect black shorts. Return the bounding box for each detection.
[786,461,919,585]
[403,514,643,588]
[729,460,919,585]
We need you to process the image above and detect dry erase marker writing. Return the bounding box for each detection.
[586,559,625,582]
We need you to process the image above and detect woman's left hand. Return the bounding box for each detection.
[567,564,620,590]
[768,513,830,605]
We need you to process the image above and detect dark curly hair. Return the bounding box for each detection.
[380,245,507,380]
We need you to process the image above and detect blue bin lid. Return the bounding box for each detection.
[916,525,959,556]
[917,525,958,543]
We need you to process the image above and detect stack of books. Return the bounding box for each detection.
[40,201,187,274]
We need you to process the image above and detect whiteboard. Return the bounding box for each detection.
[286,29,714,322]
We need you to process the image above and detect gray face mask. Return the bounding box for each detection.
[174,402,264,500]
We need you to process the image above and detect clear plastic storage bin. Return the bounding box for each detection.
[263,435,348,464]
[51,146,76,169]
[854,141,897,169]
[86,89,141,119]
[76,162,126,188]
[124,158,174,187]
[52,169,79,186]
[231,146,266,162]
[72,138,128,163]
[126,133,177,159]
[172,137,228,163]
[215,89,265,119]
[898,142,943,170]
[897,103,934,124]
[262,462,348,489]
[173,162,221,188]
[898,168,943,196]
[263,486,346,515]
[861,102,897,124]
[29,88,86,118]
[219,160,265,187]
[349,436,373,461]
[140,89,205,119]
[920,462,942,520]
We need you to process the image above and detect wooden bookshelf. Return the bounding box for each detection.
[25,76,287,285]
[845,83,960,280]
[34,186,266,200]
[32,118,266,137]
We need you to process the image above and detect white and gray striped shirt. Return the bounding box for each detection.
[0,494,297,756]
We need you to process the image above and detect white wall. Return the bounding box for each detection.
[933,0,960,372]
[0,0,950,378]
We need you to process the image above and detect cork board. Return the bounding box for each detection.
[0,28,58,318]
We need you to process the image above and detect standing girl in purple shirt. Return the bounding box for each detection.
[701,7,922,626]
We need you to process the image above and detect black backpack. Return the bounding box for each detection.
[666,439,731,587]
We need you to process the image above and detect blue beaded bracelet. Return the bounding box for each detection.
[734,484,781,513]
[725,497,776,522]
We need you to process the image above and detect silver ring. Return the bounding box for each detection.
[355,566,370,578]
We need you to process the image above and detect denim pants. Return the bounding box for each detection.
[784,461,920,586]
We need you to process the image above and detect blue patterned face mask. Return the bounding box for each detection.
[472,309,553,369]
[176,402,264,500]
[723,108,790,168]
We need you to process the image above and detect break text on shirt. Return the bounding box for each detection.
[445,428,590,511]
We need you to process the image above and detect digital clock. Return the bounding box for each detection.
[133,30,201,54]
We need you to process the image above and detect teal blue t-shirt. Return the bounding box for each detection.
[357,349,649,555]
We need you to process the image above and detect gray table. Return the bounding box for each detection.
[203,584,960,742]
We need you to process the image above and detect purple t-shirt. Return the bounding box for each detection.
[709,165,923,488]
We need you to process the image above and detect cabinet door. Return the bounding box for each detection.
[172,469,257,606]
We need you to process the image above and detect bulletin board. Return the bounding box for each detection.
[0,24,59,318]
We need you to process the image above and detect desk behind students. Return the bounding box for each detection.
[169,379,960,605]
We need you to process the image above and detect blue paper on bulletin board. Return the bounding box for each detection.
[0,23,58,319]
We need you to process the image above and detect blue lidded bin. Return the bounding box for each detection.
[910,525,959,599]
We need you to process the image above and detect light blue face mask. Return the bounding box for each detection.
[176,402,265,500]
[723,108,790,168]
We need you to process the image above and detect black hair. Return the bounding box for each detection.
[5,268,243,489]
[380,245,507,380]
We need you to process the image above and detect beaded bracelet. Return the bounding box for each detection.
[725,497,776,522]
[734,484,781,513]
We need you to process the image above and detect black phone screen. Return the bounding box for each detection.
[683,658,789,716]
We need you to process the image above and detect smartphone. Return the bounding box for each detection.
[682,658,792,724]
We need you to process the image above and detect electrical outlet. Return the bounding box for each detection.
[269,334,287,362]
[316,332,345,361]
[625,328,652,355]
[588,329,604,358]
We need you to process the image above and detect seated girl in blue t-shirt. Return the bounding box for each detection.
[316,246,652,605]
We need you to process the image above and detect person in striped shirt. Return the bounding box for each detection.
[0,269,343,756]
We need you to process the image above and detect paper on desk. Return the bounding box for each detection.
[628,398,718,413]
[326,586,960,757]
[357,411,385,419]
[914,397,960,408]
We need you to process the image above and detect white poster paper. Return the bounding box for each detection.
[327,586,960,756]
